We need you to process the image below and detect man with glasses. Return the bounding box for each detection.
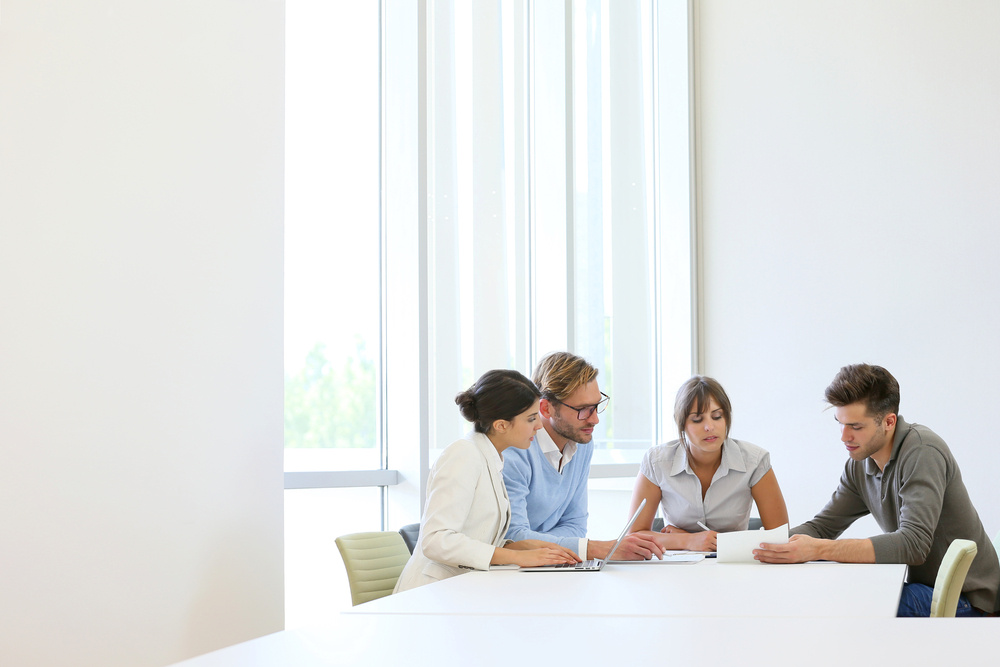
[502,352,664,561]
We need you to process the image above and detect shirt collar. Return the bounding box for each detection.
[535,426,578,474]
[720,437,747,473]
[864,415,909,476]
[670,437,744,476]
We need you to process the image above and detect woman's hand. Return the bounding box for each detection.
[498,540,581,567]
[661,524,690,534]
[511,547,580,568]
[686,529,718,552]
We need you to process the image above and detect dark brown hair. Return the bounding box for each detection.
[455,369,541,434]
[673,376,732,441]
[824,363,900,422]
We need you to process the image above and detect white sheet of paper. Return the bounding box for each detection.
[717,524,788,563]
[610,553,705,564]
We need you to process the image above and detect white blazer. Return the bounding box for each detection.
[394,432,511,593]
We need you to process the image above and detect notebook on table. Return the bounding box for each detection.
[520,498,646,572]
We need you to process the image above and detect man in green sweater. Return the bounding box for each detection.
[753,363,999,616]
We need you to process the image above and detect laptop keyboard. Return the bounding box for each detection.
[553,559,600,569]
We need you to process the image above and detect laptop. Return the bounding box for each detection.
[520,498,646,572]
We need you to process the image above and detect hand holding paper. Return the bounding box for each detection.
[717,524,788,563]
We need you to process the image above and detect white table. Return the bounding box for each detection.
[171,560,915,665]
[349,560,907,619]
[172,615,996,666]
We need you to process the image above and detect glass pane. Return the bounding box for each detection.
[570,1,655,464]
[284,487,384,627]
[284,0,381,472]
[587,477,637,537]
[426,1,528,461]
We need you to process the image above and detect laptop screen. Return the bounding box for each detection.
[602,498,646,562]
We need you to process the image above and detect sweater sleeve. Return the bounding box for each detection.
[419,444,499,571]
[868,445,947,565]
[790,463,871,539]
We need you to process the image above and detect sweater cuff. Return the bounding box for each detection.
[579,537,588,559]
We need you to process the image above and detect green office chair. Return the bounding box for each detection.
[335,531,412,606]
[929,538,978,617]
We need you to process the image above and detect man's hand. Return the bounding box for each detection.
[612,533,666,560]
[588,534,665,560]
[753,534,822,563]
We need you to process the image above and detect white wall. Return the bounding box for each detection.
[0,2,285,666]
[697,1,1000,537]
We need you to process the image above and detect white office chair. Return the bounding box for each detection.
[929,539,978,617]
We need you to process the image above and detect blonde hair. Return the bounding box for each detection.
[531,352,598,402]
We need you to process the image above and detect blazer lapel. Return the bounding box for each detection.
[475,433,511,546]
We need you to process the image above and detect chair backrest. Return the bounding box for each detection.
[930,538,978,617]
[650,517,763,532]
[335,531,411,606]
[398,523,420,554]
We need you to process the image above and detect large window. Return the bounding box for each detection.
[424,0,694,468]
[284,0,383,627]
[284,0,382,475]
[285,0,695,625]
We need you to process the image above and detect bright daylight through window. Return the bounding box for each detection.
[284,0,694,626]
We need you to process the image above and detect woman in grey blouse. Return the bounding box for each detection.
[626,376,788,552]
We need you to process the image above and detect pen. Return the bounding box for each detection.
[697,521,710,531]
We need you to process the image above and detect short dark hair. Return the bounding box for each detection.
[455,369,541,434]
[825,364,900,422]
[673,376,733,441]
[532,352,598,402]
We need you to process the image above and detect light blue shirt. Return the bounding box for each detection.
[639,438,771,533]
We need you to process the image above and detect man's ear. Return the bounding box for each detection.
[539,398,555,419]
[883,413,897,430]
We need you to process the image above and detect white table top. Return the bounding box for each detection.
[349,559,907,619]
[170,560,915,665]
[172,614,996,667]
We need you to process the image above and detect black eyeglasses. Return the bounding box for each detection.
[553,392,610,420]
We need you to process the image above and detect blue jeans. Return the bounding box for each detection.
[896,582,984,617]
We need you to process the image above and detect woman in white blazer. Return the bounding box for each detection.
[394,370,580,593]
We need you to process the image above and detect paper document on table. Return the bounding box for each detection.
[610,552,705,564]
[717,524,788,563]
